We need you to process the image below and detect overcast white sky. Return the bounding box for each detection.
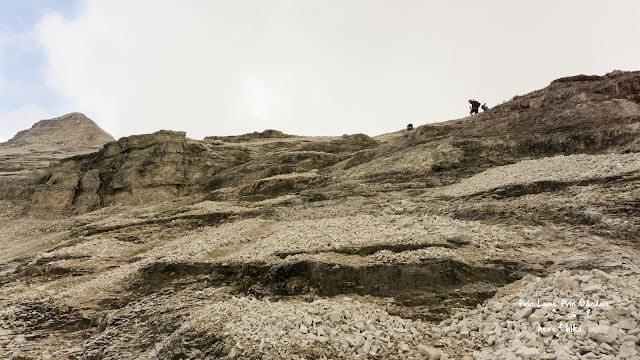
[1,0,639,141]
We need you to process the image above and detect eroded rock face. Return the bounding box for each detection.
[0,113,114,203]
[28,129,381,218]
[30,131,198,218]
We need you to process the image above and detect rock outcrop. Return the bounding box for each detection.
[0,113,114,203]
[333,70,640,187]
[29,130,379,218]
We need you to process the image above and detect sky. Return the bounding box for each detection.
[1,1,639,142]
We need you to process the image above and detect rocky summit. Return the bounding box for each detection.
[1,71,640,359]
[0,113,114,204]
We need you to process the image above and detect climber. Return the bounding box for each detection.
[406,123,414,132]
[469,99,481,115]
[481,103,490,112]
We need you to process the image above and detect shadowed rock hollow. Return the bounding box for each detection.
[1,71,640,359]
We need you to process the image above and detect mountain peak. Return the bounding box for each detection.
[6,112,114,147]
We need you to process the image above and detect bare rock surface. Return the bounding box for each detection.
[1,71,640,359]
[0,112,113,172]
[0,113,114,203]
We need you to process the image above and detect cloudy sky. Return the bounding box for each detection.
[1,0,639,141]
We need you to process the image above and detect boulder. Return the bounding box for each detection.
[588,325,618,343]
[515,346,540,359]
[418,345,442,359]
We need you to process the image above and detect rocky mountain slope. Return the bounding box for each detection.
[1,71,639,359]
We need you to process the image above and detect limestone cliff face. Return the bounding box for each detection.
[30,131,204,218]
[28,130,380,218]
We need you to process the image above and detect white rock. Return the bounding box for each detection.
[495,326,502,336]
[599,342,614,352]
[418,345,442,359]
[486,335,497,345]
[514,307,533,320]
[443,324,458,334]
[491,302,504,312]
[627,328,640,336]
[553,277,577,291]
[588,325,618,343]
[362,340,371,353]
[300,324,308,334]
[591,269,612,281]
[620,341,639,358]
[620,318,638,330]
[328,312,341,323]
[605,309,618,322]
[510,339,524,350]
[304,315,313,326]
[317,327,326,337]
[622,335,639,343]
[515,346,540,359]
[443,231,472,245]
[584,284,603,292]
